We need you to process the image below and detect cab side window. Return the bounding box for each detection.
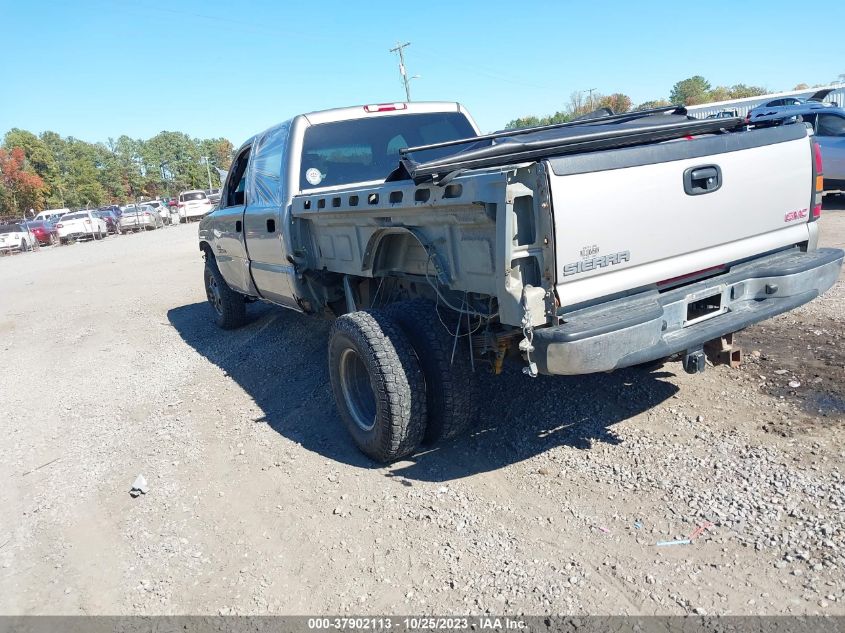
[817,114,845,137]
[250,124,288,207]
[224,148,251,207]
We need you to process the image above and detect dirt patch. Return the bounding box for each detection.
[739,315,845,436]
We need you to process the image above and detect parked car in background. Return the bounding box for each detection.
[119,205,164,232]
[55,210,108,243]
[21,220,59,246]
[800,108,845,192]
[705,109,738,119]
[0,224,39,252]
[178,190,215,222]
[749,105,845,192]
[94,209,122,234]
[205,188,221,204]
[33,208,70,222]
[142,200,171,225]
[99,204,122,217]
[747,89,835,126]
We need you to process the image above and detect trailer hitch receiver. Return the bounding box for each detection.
[683,348,707,374]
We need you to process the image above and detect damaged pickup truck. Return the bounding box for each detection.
[199,101,843,462]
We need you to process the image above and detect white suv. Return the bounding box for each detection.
[56,211,108,243]
[178,190,215,222]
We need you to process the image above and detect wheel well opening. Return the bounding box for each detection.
[370,231,431,278]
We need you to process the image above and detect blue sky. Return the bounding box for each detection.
[2,0,843,146]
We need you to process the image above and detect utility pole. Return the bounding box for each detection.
[585,88,597,110]
[202,156,213,191]
[390,41,413,102]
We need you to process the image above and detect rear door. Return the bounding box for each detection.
[243,122,299,309]
[547,125,814,308]
[212,143,252,294]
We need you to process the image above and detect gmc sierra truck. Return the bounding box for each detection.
[199,101,843,462]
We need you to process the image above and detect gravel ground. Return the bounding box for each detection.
[1,205,844,616]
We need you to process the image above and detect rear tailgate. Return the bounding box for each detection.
[547,125,814,308]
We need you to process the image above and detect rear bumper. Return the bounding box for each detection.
[180,206,212,218]
[58,229,92,239]
[533,247,844,375]
[120,219,153,229]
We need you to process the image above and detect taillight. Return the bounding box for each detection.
[56,223,63,228]
[178,203,184,207]
[811,141,823,221]
[145,212,152,217]
[363,103,407,113]
[85,219,91,224]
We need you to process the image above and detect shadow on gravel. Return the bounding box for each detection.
[169,301,679,480]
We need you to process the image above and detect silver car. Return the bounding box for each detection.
[809,110,845,192]
[749,104,845,192]
[119,204,164,232]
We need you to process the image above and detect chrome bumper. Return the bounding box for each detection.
[533,247,844,375]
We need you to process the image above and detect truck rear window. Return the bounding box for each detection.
[300,112,476,190]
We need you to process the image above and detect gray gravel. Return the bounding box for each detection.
[1,212,844,616]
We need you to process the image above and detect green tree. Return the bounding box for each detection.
[635,99,671,111]
[707,86,731,102]
[505,111,570,130]
[596,93,632,114]
[669,76,712,105]
[727,84,767,99]
[3,129,57,182]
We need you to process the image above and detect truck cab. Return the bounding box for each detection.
[200,102,479,312]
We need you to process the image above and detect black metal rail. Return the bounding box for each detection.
[402,116,745,183]
[398,104,690,157]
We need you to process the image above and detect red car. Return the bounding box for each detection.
[94,209,122,234]
[22,221,59,246]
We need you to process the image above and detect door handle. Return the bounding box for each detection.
[684,164,722,195]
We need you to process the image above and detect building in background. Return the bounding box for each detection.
[686,84,844,119]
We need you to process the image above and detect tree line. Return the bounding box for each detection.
[505,74,845,130]
[0,129,235,217]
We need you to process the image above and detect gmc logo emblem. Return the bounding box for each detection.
[784,208,808,222]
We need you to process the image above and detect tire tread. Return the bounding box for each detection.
[329,311,426,461]
[386,299,476,442]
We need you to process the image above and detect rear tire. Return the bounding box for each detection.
[329,311,427,462]
[386,299,476,442]
[204,256,246,329]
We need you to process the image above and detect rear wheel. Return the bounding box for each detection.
[329,310,427,462]
[386,299,476,442]
[204,256,247,329]
[19,239,29,252]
